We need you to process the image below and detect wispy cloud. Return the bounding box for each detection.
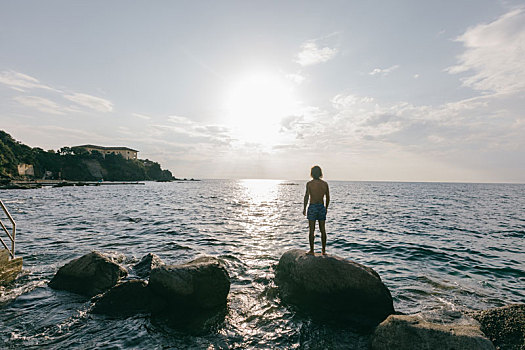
[277,90,524,180]
[331,94,374,108]
[447,8,525,94]
[0,70,58,92]
[1,70,115,116]
[132,113,152,120]
[369,65,400,76]
[295,38,338,66]
[13,96,71,115]
[151,114,233,148]
[167,115,193,125]
[64,93,113,113]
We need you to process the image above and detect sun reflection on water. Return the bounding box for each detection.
[232,179,288,258]
[239,179,283,204]
[226,179,297,347]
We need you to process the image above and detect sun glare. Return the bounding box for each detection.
[223,72,299,145]
[240,179,283,204]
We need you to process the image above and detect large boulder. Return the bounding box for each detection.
[92,280,163,316]
[275,249,394,327]
[49,251,127,297]
[132,253,164,279]
[472,304,525,350]
[148,256,230,311]
[370,314,495,350]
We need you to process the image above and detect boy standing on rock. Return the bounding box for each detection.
[303,165,330,255]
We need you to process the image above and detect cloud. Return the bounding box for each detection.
[64,93,113,112]
[1,70,115,115]
[132,113,152,120]
[280,115,303,132]
[13,96,70,115]
[277,89,524,179]
[369,65,400,76]
[332,94,374,109]
[447,8,525,94]
[151,114,233,147]
[167,115,193,124]
[0,70,57,92]
[295,41,338,66]
[194,125,230,135]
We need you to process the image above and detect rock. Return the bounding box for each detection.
[472,304,525,350]
[102,251,127,265]
[49,251,127,297]
[133,253,164,279]
[148,256,230,311]
[92,280,164,316]
[275,249,394,327]
[370,314,495,350]
[91,255,230,331]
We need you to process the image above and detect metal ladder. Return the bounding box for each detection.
[0,200,16,259]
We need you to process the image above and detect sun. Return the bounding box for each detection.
[223,71,299,145]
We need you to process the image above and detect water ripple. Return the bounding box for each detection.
[1,180,524,348]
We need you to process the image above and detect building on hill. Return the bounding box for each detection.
[76,145,138,160]
[17,164,35,176]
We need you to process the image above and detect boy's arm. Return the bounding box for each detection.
[325,183,330,210]
[303,184,309,215]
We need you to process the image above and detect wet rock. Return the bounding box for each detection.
[133,253,164,279]
[92,280,164,316]
[472,304,525,350]
[370,314,495,350]
[103,251,127,265]
[49,251,127,297]
[275,249,394,327]
[148,256,230,311]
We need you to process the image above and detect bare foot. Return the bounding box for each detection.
[322,250,326,255]
[306,250,315,255]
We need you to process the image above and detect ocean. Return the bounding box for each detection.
[1,180,524,349]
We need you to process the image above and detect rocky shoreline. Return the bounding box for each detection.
[46,250,524,348]
[48,251,230,332]
[0,179,201,190]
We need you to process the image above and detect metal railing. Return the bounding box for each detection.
[0,200,16,259]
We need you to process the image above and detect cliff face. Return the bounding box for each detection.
[0,130,174,181]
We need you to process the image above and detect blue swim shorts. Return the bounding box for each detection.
[307,203,327,221]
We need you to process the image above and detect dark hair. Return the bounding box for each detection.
[310,165,323,179]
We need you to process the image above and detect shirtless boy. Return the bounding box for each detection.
[303,165,330,255]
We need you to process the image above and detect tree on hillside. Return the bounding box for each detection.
[0,139,17,177]
[33,148,62,179]
[0,130,176,181]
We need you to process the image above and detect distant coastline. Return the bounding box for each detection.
[0,130,181,186]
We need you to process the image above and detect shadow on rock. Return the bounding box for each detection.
[48,251,127,297]
[275,249,394,330]
[132,253,164,279]
[91,279,162,316]
[90,254,230,333]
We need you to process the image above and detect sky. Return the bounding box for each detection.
[1,1,524,182]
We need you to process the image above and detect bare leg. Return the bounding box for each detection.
[319,220,327,255]
[307,220,316,254]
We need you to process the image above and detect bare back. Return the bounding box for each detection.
[306,179,329,205]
